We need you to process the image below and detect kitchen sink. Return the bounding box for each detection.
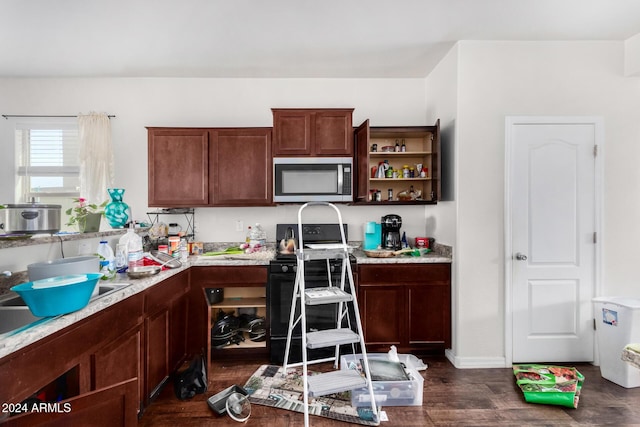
[0,295,27,307]
[0,282,131,336]
[0,306,43,335]
[94,282,131,298]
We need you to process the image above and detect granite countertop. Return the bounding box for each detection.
[352,248,452,264]
[0,264,188,359]
[0,245,452,359]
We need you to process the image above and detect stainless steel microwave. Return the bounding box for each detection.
[273,157,353,203]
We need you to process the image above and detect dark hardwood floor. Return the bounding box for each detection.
[139,356,640,426]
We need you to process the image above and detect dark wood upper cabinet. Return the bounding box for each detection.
[354,120,441,204]
[272,108,354,156]
[355,119,370,201]
[148,128,210,207]
[148,127,273,207]
[211,128,272,206]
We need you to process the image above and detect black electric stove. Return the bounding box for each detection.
[268,223,357,364]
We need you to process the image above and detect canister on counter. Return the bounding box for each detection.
[158,244,169,254]
[168,236,180,256]
[415,237,430,248]
[191,241,204,255]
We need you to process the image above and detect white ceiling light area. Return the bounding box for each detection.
[2,0,640,78]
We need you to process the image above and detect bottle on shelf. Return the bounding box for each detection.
[178,232,189,262]
[97,240,115,279]
[401,139,406,152]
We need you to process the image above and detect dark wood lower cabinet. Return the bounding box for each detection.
[0,270,191,424]
[358,263,451,355]
[169,295,189,371]
[3,379,138,427]
[144,271,190,404]
[145,309,170,402]
[92,325,143,410]
[359,285,404,346]
[189,266,268,363]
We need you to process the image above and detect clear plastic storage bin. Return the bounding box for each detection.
[592,296,640,388]
[340,353,424,407]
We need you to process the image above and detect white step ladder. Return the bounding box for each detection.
[282,202,380,427]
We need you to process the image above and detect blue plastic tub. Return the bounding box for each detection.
[10,273,103,317]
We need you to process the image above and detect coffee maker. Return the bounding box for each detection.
[381,214,402,250]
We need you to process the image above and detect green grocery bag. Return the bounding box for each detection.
[513,364,584,408]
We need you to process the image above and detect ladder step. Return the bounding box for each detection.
[304,288,353,305]
[306,329,360,349]
[308,369,366,397]
[296,248,349,261]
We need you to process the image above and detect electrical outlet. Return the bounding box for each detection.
[235,220,244,232]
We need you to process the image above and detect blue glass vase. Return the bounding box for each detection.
[105,188,129,228]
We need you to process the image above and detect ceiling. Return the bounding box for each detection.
[2,0,640,78]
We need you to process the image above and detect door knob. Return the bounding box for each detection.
[515,252,528,261]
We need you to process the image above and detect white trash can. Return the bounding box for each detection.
[592,296,640,388]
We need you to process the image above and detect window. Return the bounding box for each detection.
[15,119,80,204]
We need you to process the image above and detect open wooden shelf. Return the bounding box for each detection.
[211,297,266,309]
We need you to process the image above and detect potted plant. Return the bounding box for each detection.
[65,198,107,233]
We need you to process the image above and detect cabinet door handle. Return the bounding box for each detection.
[515,252,528,261]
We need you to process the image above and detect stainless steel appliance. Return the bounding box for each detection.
[381,214,402,250]
[273,157,353,203]
[0,203,61,234]
[268,223,357,364]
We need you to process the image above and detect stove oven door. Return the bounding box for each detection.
[268,262,356,364]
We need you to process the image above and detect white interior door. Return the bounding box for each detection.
[507,117,600,363]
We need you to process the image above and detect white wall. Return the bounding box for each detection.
[453,40,640,363]
[425,44,460,360]
[0,78,443,270]
[625,32,640,76]
[425,45,459,247]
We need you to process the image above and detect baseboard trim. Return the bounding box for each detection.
[445,349,508,369]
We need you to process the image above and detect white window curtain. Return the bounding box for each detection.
[78,112,114,204]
